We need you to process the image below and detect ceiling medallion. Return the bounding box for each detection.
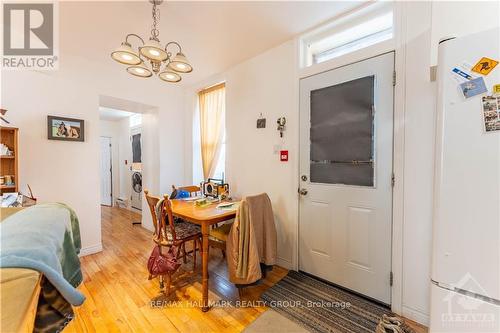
[111,0,192,83]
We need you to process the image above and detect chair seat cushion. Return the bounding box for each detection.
[166,220,201,242]
[209,222,233,242]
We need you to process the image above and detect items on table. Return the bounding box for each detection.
[201,178,229,199]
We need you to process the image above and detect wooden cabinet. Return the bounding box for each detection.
[0,127,19,194]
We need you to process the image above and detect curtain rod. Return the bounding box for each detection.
[198,82,225,95]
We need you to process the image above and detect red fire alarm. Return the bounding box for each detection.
[280,150,288,162]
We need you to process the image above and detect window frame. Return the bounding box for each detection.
[300,2,395,69]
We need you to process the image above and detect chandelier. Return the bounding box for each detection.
[111,0,192,83]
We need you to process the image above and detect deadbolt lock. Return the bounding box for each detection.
[301,175,308,181]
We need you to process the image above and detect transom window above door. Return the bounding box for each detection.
[300,2,394,67]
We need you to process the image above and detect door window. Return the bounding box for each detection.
[310,75,375,186]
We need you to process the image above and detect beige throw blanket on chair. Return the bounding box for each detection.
[226,193,277,285]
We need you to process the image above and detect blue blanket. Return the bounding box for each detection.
[0,203,85,306]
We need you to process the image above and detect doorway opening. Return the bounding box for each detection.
[98,95,159,229]
[99,107,143,215]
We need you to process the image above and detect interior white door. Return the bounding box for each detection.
[100,136,112,206]
[299,52,394,304]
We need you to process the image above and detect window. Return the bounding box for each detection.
[302,3,394,67]
[212,133,226,180]
[195,83,226,181]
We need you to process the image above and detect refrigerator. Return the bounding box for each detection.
[430,28,500,332]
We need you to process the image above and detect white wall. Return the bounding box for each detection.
[141,111,161,232]
[430,1,500,66]
[225,41,298,268]
[400,1,435,324]
[117,117,132,204]
[1,70,103,254]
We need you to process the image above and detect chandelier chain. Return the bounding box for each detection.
[151,2,160,40]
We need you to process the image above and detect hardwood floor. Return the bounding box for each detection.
[65,206,427,333]
[65,206,287,333]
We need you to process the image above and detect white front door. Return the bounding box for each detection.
[299,52,394,304]
[100,136,112,206]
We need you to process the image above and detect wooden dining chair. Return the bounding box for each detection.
[171,185,202,198]
[208,223,232,258]
[170,184,203,259]
[144,190,202,295]
[144,189,162,245]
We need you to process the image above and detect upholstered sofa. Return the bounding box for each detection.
[0,207,42,333]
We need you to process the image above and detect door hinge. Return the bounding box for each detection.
[390,271,394,286]
[391,172,395,187]
[392,71,396,86]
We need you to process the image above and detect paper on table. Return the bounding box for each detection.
[216,202,240,210]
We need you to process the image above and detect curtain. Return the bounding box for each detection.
[198,83,225,179]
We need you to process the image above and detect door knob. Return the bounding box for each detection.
[299,188,308,196]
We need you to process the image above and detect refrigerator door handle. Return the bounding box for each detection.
[432,279,500,306]
[431,279,454,291]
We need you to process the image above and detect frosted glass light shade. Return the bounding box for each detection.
[140,39,168,62]
[111,42,141,65]
[167,52,193,73]
[159,70,181,83]
[126,62,153,78]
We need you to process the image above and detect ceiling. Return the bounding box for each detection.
[61,1,363,87]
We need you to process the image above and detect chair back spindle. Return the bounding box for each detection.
[144,189,161,239]
[161,194,179,244]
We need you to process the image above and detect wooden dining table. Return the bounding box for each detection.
[170,198,237,312]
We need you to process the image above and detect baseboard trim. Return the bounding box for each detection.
[402,305,429,326]
[277,257,293,270]
[79,243,103,257]
[141,223,154,232]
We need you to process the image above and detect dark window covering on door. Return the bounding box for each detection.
[132,133,142,163]
[310,75,375,186]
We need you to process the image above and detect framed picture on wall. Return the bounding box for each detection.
[47,115,85,141]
